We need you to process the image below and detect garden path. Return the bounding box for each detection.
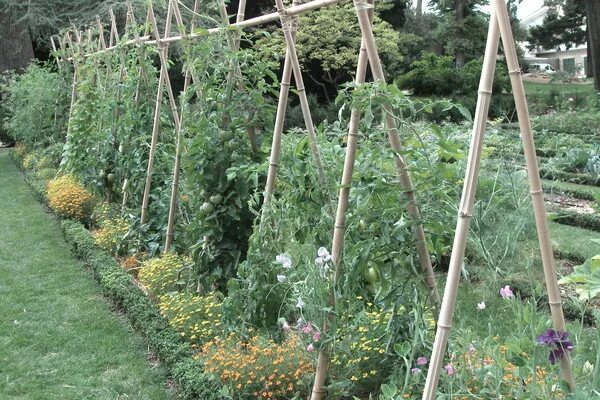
[0,149,173,399]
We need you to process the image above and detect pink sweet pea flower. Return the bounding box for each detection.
[500,285,514,299]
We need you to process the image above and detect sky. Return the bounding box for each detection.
[413,0,546,19]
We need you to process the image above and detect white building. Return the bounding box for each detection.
[520,4,588,77]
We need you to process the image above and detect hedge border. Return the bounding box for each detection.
[552,210,600,233]
[10,150,224,400]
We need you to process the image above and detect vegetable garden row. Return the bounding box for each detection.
[3,0,600,398]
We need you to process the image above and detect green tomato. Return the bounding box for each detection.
[218,131,233,141]
[226,139,240,151]
[200,190,211,200]
[106,173,116,183]
[363,264,380,284]
[209,194,223,205]
[200,202,215,215]
[358,219,366,231]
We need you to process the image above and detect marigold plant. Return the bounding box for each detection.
[46,175,93,220]
[22,153,36,170]
[93,218,130,254]
[158,292,222,345]
[138,253,192,296]
[13,143,28,159]
[199,332,314,399]
[331,300,394,394]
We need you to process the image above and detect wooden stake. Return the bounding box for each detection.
[422,1,574,396]
[493,0,574,389]
[261,0,301,217]
[311,3,373,397]
[109,8,120,46]
[218,0,258,153]
[353,0,439,303]
[50,36,63,68]
[73,0,345,60]
[164,0,203,253]
[141,1,176,225]
[96,16,107,50]
[273,0,330,205]
[421,9,500,400]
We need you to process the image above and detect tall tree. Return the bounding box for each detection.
[430,0,488,67]
[586,0,600,89]
[0,6,34,72]
[529,0,600,86]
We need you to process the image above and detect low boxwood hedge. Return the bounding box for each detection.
[13,150,225,400]
[60,220,225,399]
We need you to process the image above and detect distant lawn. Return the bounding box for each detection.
[549,220,600,263]
[0,150,173,400]
[523,79,596,96]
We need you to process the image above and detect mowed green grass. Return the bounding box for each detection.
[523,79,596,96]
[0,150,173,400]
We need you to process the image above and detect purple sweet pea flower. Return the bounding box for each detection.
[537,329,575,364]
[416,356,428,366]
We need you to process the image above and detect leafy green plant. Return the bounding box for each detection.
[559,253,600,300]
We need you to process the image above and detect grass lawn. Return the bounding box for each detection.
[0,149,174,400]
[523,79,596,96]
[549,220,600,263]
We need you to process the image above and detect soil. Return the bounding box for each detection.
[545,193,597,214]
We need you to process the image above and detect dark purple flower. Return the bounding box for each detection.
[536,329,574,365]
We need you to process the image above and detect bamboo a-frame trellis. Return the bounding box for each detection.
[421,0,574,397]
[52,0,573,397]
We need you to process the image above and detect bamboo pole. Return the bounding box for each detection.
[421,9,500,400]
[310,4,372,397]
[64,31,81,154]
[493,0,574,389]
[141,1,176,225]
[71,0,345,60]
[353,0,439,303]
[218,0,258,153]
[50,36,63,68]
[164,0,202,253]
[96,16,107,50]
[273,0,330,204]
[109,8,120,47]
[261,0,301,217]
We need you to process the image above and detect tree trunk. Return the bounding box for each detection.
[586,0,600,89]
[455,0,466,68]
[0,7,34,73]
[587,27,593,78]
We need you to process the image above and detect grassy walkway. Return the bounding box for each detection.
[0,150,173,399]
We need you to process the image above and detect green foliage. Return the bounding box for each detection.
[396,52,509,96]
[2,63,70,149]
[179,32,278,290]
[257,3,402,92]
[559,254,600,300]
